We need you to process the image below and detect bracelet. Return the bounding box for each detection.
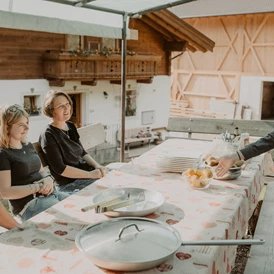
[43,174,52,179]
[236,151,241,160]
[29,184,33,194]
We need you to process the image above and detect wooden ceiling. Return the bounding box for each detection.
[140,9,215,53]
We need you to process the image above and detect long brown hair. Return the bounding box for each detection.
[0,104,29,149]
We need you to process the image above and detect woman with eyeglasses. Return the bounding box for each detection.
[39,90,104,194]
[0,104,69,221]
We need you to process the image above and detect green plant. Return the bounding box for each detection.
[125,108,136,117]
[24,105,41,116]
[71,45,136,58]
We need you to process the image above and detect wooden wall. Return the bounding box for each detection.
[0,21,170,81]
[171,13,274,114]
[128,19,170,76]
[0,28,65,79]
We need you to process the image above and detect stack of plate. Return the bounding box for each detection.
[156,150,202,173]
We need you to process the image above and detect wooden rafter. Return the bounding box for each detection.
[141,9,215,53]
[141,16,175,41]
[155,10,215,50]
[164,41,187,51]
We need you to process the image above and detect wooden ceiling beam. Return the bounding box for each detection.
[140,16,175,41]
[186,44,197,52]
[48,80,65,87]
[155,10,215,51]
[164,41,187,52]
[110,80,121,85]
[159,10,215,49]
[81,80,97,86]
[137,78,153,84]
[145,12,207,53]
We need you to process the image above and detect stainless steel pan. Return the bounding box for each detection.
[75,217,264,272]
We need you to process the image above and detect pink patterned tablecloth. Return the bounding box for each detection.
[0,139,268,274]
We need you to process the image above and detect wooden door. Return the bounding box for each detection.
[68,93,82,128]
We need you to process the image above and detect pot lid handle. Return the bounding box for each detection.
[116,223,144,242]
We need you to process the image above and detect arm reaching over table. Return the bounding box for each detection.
[215,153,239,177]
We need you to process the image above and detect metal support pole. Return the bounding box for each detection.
[120,13,127,162]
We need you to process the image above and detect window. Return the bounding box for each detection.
[23,95,41,116]
[125,90,137,117]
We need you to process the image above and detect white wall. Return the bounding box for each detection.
[0,76,171,143]
[240,76,274,120]
[0,79,51,142]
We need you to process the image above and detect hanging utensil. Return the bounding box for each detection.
[76,217,265,272]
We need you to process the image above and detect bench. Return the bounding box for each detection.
[117,127,159,152]
[167,117,274,139]
[244,180,274,274]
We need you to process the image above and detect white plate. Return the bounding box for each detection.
[92,187,165,217]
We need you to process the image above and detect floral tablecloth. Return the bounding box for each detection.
[0,139,268,274]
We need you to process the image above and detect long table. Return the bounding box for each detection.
[0,139,267,274]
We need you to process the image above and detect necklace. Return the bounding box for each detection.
[10,144,26,154]
[62,129,70,138]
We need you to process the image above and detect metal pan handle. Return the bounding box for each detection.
[182,239,265,246]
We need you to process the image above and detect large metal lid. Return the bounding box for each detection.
[76,217,181,264]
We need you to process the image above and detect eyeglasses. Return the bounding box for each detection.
[54,102,71,110]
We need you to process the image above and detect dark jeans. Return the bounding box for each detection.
[56,178,96,195]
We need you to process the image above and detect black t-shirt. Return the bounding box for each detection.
[0,142,42,215]
[39,121,94,186]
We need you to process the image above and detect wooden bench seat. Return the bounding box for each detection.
[117,127,159,152]
[244,181,274,274]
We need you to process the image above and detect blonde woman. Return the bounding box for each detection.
[39,90,104,194]
[0,104,69,221]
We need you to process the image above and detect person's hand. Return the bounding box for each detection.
[90,169,103,179]
[215,153,239,177]
[38,177,54,196]
[94,164,105,177]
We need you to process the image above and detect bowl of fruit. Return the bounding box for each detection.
[182,168,213,189]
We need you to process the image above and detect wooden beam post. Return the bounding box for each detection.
[164,41,187,52]
[110,80,122,85]
[137,78,153,84]
[81,80,97,86]
[48,80,65,87]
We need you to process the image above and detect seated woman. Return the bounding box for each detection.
[0,104,69,221]
[39,90,104,194]
[0,201,19,230]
